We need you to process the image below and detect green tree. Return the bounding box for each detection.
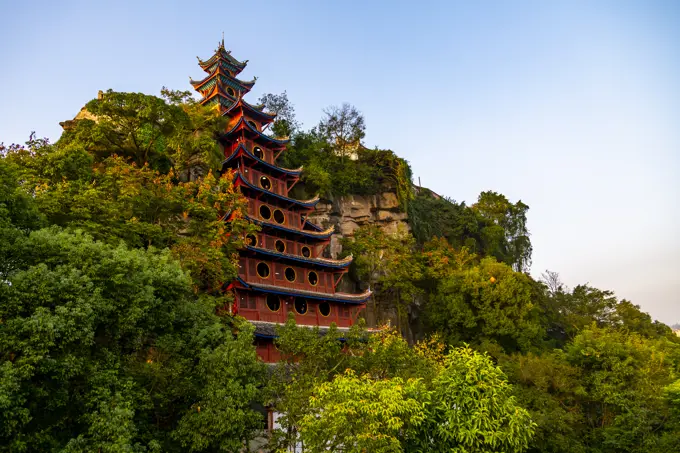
[342,225,423,336]
[298,370,427,453]
[416,347,535,453]
[498,350,587,453]
[472,191,532,273]
[318,103,365,161]
[58,89,224,176]
[565,327,679,452]
[4,140,251,291]
[258,91,300,138]
[426,256,542,352]
[0,227,264,452]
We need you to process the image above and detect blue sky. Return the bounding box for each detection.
[1,0,678,324]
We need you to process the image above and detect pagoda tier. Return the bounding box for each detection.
[194,41,369,362]
[190,69,256,97]
[245,214,334,240]
[222,142,302,178]
[233,171,319,209]
[197,40,248,75]
[243,245,352,269]
[221,116,289,148]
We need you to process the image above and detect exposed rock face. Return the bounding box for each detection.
[309,192,409,259]
[59,90,103,130]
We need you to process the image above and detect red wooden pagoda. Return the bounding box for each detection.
[192,40,371,362]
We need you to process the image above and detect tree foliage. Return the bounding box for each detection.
[409,190,532,272]
[272,320,534,453]
[258,91,300,138]
[425,255,541,352]
[0,226,264,452]
[318,103,366,160]
[299,370,427,453]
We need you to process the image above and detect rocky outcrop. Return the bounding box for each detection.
[309,192,409,259]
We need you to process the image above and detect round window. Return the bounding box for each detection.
[294,298,308,315]
[266,294,280,312]
[259,205,271,220]
[308,271,319,286]
[256,262,270,279]
[253,146,264,159]
[245,234,257,247]
[319,302,331,317]
[273,209,285,224]
[227,87,235,96]
[275,240,286,253]
[259,175,272,190]
[284,267,296,282]
[247,120,258,130]
[301,246,311,258]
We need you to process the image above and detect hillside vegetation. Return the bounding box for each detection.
[1,89,678,452]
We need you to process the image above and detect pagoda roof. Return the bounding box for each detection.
[250,321,356,339]
[236,278,371,304]
[223,97,277,122]
[222,117,290,146]
[303,220,326,231]
[190,69,256,95]
[197,40,247,74]
[200,84,237,107]
[245,215,335,239]
[244,245,353,269]
[223,143,302,176]
[234,172,319,208]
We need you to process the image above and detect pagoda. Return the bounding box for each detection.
[192,40,371,362]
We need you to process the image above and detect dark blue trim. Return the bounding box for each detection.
[222,118,290,146]
[304,220,324,231]
[223,98,275,121]
[254,332,349,341]
[234,173,318,208]
[254,333,278,339]
[243,119,290,145]
[222,144,302,176]
[244,245,351,269]
[246,216,334,239]
[237,278,370,304]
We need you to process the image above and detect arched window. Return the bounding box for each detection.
[256,262,270,279]
[266,294,280,312]
[294,298,308,315]
[273,209,285,224]
[227,87,236,97]
[259,175,272,190]
[259,205,272,220]
[301,246,311,258]
[319,302,331,317]
[245,234,257,247]
[284,267,296,282]
[275,240,286,253]
[247,120,258,130]
[308,271,319,286]
[253,146,264,159]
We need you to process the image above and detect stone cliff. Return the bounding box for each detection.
[308,191,409,259]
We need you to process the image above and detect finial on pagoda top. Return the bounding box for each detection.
[222,31,225,47]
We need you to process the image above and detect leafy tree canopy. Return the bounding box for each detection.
[0,225,264,452]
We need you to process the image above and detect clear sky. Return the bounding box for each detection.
[1,0,678,324]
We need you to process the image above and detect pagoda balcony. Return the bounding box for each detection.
[239,166,288,197]
[227,139,276,165]
[238,257,340,295]
[245,232,328,260]
[236,291,358,328]
[247,199,317,230]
